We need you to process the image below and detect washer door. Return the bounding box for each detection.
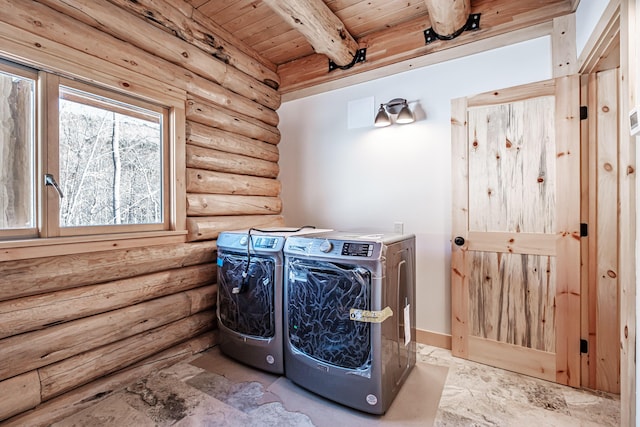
[217,252,275,338]
[287,259,371,370]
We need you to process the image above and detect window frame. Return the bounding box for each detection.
[0,60,38,241]
[44,75,171,237]
[0,48,187,261]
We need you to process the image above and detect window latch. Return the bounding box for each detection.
[44,174,64,199]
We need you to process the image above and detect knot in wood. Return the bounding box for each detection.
[603,162,613,172]
[602,105,610,113]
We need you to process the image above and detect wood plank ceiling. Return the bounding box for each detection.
[188,0,575,96]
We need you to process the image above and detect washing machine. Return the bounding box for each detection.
[283,231,416,414]
[216,226,323,374]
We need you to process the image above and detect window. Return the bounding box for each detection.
[0,62,36,240]
[0,60,172,242]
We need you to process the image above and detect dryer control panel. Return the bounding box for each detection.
[285,236,382,260]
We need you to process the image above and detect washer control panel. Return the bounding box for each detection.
[253,237,279,249]
[218,232,284,252]
[341,242,373,257]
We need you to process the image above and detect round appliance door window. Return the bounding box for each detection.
[287,259,371,370]
[218,252,276,338]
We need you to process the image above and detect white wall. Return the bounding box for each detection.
[278,38,552,335]
[575,0,610,57]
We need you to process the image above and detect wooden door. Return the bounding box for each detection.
[451,76,581,387]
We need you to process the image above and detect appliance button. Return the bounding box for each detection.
[239,236,248,246]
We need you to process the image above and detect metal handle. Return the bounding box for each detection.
[454,236,465,246]
[44,174,64,198]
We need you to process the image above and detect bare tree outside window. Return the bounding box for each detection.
[58,87,163,228]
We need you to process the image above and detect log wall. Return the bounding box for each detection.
[0,0,285,424]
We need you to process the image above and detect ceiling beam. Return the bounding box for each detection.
[262,0,359,67]
[423,0,471,38]
[277,0,574,97]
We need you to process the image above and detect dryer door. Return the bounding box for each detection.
[217,252,276,338]
[287,259,371,370]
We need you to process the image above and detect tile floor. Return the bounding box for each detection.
[52,344,620,426]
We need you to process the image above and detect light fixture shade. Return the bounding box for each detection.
[374,105,391,127]
[396,103,415,124]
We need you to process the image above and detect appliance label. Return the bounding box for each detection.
[349,306,393,323]
[404,304,411,346]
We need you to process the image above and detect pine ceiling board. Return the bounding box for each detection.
[198,0,262,27]
[233,13,290,46]
[195,0,243,19]
[324,0,365,9]
[259,34,316,65]
[336,0,429,37]
[252,29,308,52]
[217,2,278,36]
[186,0,209,8]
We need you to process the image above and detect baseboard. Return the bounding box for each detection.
[416,329,452,350]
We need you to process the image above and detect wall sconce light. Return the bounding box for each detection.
[374,98,415,127]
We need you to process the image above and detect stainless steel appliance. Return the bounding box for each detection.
[216,227,321,374]
[283,231,416,414]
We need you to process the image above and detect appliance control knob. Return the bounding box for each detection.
[239,236,249,246]
[319,240,333,253]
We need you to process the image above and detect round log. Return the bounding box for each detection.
[423,0,471,38]
[186,145,279,178]
[186,168,281,196]
[186,215,285,242]
[186,96,281,144]
[187,121,280,159]
[186,194,282,217]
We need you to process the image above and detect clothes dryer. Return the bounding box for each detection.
[216,227,322,374]
[283,231,416,414]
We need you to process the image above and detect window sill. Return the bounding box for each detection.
[0,231,188,262]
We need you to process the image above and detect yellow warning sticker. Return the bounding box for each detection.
[349,307,393,323]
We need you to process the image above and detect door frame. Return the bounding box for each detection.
[577,0,627,397]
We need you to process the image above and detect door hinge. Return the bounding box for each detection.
[580,339,588,354]
[580,223,588,237]
[580,106,588,120]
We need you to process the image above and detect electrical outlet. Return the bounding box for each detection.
[394,222,404,234]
